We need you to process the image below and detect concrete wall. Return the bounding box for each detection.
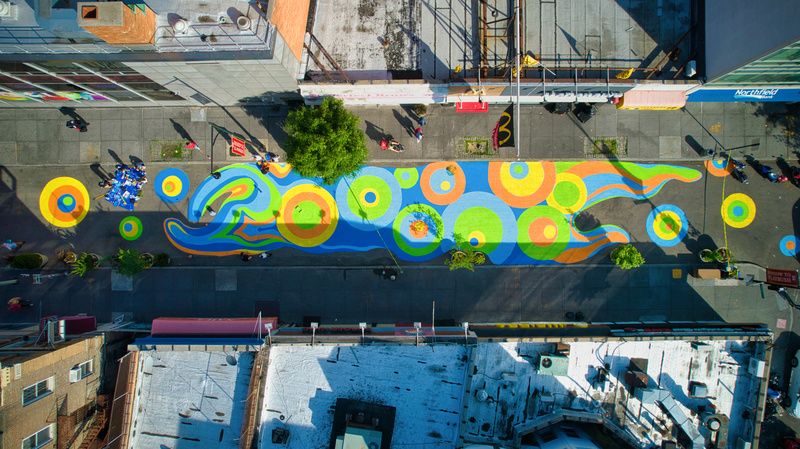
[705,0,800,81]
[0,336,104,449]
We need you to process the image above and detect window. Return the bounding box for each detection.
[21,424,54,449]
[22,377,53,406]
[70,360,93,382]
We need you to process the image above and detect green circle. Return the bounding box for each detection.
[394,168,420,189]
[63,196,74,206]
[393,204,443,257]
[119,216,143,241]
[453,207,503,254]
[659,214,678,234]
[552,181,580,207]
[728,201,748,221]
[346,175,392,221]
[517,206,570,260]
[292,200,322,230]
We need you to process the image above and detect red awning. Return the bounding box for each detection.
[617,90,687,110]
[151,317,278,337]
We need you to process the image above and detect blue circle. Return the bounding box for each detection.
[401,172,410,180]
[470,237,479,246]
[124,222,133,232]
[780,235,798,257]
[441,192,517,264]
[57,194,76,213]
[645,204,689,248]
[364,191,377,203]
[510,162,529,179]
[154,168,190,203]
[429,170,454,194]
[732,206,743,217]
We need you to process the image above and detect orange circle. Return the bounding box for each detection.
[47,185,85,223]
[420,162,466,205]
[282,191,333,240]
[409,220,429,239]
[529,217,559,247]
[488,161,556,208]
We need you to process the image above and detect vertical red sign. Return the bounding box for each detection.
[230,136,246,156]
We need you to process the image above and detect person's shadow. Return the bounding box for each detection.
[58,107,85,123]
[392,110,416,137]
[169,118,192,142]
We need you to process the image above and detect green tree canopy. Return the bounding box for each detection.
[283,97,368,184]
[610,244,645,270]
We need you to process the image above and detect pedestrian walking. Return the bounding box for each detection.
[240,252,253,262]
[414,127,423,143]
[66,119,88,132]
[259,161,270,174]
[258,251,272,259]
[2,239,24,252]
[418,115,428,126]
[206,205,217,217]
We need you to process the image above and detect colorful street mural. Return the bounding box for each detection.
[162,161,702,264]
[780,235,798,257]
[119,216,143,241]
[721,193,756,229]
[39,177,90,228]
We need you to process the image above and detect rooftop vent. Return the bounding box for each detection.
[81,5,97,19]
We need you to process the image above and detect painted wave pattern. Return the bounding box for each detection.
[163,161,701,264]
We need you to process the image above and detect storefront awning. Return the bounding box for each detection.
[616,90,687,110]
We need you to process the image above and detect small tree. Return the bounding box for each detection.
[112,248,148,277]
[70,252,99,277]
[283,97,368,184]
[610,244,645,270]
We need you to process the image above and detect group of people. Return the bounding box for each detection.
[380,115,426,153]
[102,163,147,210]
[254,152,280,174]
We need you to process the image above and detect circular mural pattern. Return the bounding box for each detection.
[780,235,799,257]
[119,216,143,241]
[517,205,571,261]
[721,193,756,228]
[420,162,466,205]
[39,177,90,228]
[546,172,588,214]
[393,204,444,257]
[335,167,401,231]
[394,168,420,189]
[442,192,517,263]
[277,183,339,247]
[646,204,688,247]
[154,168,190,203]
[705,158,732,177]
[488,161,556,208]
[269,162,292,179]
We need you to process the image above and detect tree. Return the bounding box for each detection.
[283,97,368,184]
[610,244,645,270]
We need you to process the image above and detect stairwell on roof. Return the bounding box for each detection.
[77,1,156,45]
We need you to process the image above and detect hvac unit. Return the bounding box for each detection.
[172,19,189,34]
[69,367,81,383]
[0,1,17,19]
[748,357,765,378]
[538,354,569,376]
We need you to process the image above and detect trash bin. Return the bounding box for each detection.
[573,103,597,123]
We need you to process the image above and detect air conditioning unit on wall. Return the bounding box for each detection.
[69,367,81,383]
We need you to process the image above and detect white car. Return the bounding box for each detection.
[788,350,800,417]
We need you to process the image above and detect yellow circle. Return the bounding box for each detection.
[546,173,588,214]
[653,211,681,240]
[467,230,486,248]
[721,193,756,229]
[276,183,339,247]
[440,180,451,191]
[543,225,557,240]
[500,162,545,196]
[359,188,380,207]
[39,177,90,228]
[163,175,181,195]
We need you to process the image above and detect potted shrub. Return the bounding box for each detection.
[70,252,99,278]
[411,104,428,118]
[153,253,172,267]
[112,248,148,277]
[699,249,715,263]
[610,244,645,270]
[8,253,48,269]
[58,249,77,265]
[141,252,154,269]
[445,234,488,271]
[714,247,730,263]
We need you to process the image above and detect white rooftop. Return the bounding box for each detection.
[258,344,468,449]
[128,351,254,449]
[464,340,763,449]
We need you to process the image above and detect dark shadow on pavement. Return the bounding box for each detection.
[392,109,416,137]
[685,135,706,156]
[107,149,124,165]
[364,121,386,143]
[169,118,192,141]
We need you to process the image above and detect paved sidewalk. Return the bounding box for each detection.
[0,102,795,168]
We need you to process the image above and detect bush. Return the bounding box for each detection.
[9,253,45,269]
[411,104,428,117]
[283,97,368,184]
[112,248,148,277]
[699,248,715,263]
[610,244,645,270]
[70,253,99,278]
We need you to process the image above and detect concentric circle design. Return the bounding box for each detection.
[119,216,143,241]
[546,173,587,214]
[39,177,90,228]
[646,204,688,247]
[420,162,466,205]
[335,167,401,231]
[154,168,190,203]
[488,161,556,208]
[517,206,571,260]
[780,235,798,257]
[705,158,732,177]
[394,168,420,189]
[721,193,756,228]
[277,183,339,247]
[269,163,292,179]
[393,204,444,257]
[442,192,517,263]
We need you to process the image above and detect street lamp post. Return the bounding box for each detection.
[209,123,221,179]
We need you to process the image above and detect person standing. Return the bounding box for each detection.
[185,140,200,152]
[414,127,423,143]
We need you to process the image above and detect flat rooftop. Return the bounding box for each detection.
[258,344,468,449]
[464,340,763,448]
[307,0,693,81]
[128,350,254,449]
